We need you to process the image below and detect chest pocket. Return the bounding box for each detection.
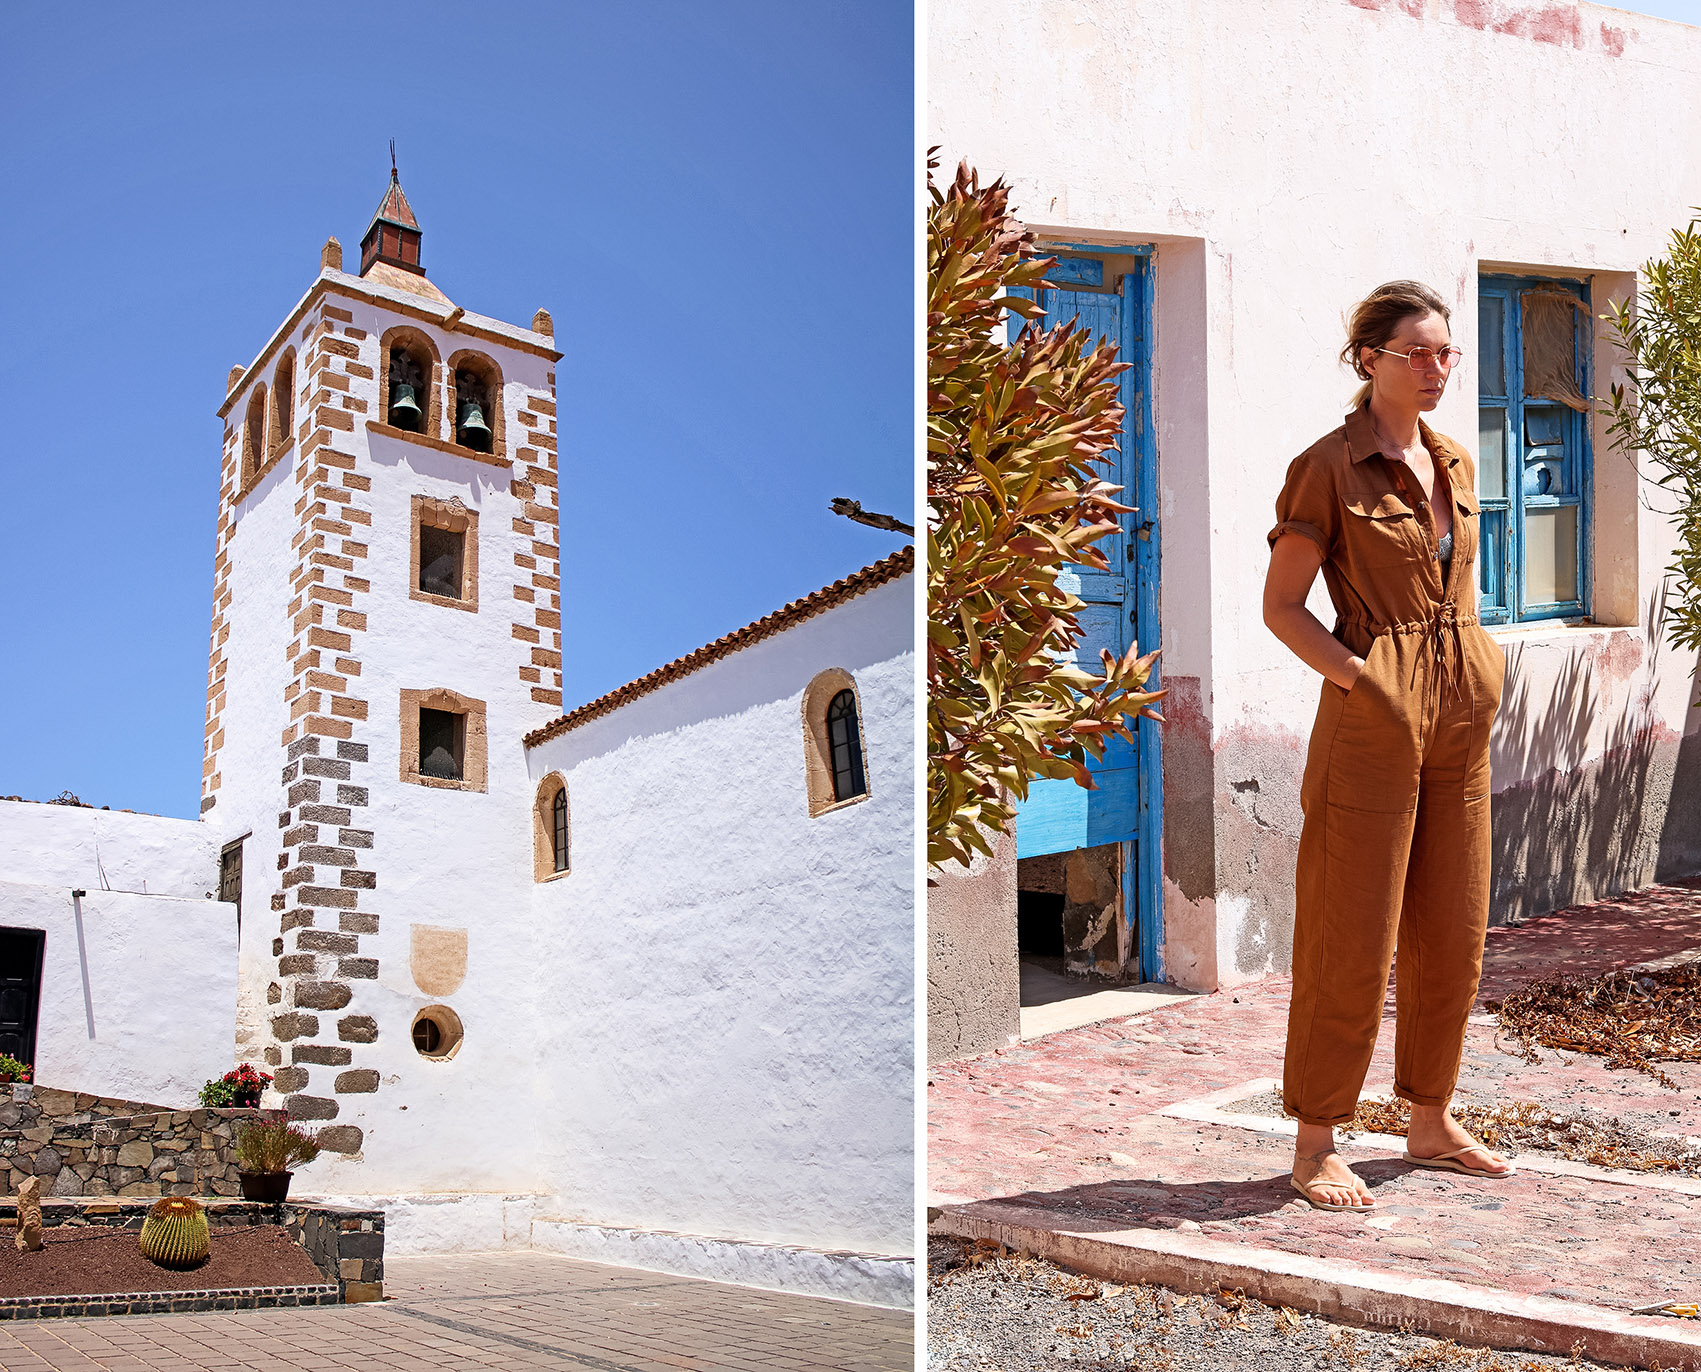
[1341,488,1421,567]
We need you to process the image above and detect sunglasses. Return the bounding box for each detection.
[1374,345,1464,372]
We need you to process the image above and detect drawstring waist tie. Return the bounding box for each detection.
[1340,605,1473,703]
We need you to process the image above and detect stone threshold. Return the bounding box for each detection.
[0,1282,339,1321]
[931,1199,1701,1371]
[1160,1077,1701,1198]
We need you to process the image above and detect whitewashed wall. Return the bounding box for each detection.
[931,0,1701,988]
[220,432,300,1066]
[525,573,914,1300]
[0,802,235,1104]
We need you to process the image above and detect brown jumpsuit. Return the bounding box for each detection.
[1269,401,1506,1128]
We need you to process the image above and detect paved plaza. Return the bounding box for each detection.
[929,879,1701,1369]
[0,1250,914,1372]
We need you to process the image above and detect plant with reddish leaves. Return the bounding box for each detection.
[928,156,1164,868]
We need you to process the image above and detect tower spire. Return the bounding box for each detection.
[359,149,424,277]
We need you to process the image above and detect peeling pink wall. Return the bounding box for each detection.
[934,0,1701,992]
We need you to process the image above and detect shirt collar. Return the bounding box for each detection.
[1345,399,1460,468]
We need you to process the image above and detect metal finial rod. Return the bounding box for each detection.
[389,139,398,180]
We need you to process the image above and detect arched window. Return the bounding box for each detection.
[270,350,296,459]
[552,789,569,873]
[242,384,267,489]
[827,689,867,802]
[801,669,870,817]
[448,351,505,456]
[380,327,441,436]
[533,774,570,880]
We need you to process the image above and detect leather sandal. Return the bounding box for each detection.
[1401,1144,1516,1178]
[1289,1174,1375,1211]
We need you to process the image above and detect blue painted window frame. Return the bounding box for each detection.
[1476,274,1592,625]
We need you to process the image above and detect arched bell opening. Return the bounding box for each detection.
[379,326,442,437]
[448,350,505,458]
[388,348,429,433]
[242,384,267,490]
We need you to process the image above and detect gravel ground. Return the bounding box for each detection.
[926,1235,1658,1371]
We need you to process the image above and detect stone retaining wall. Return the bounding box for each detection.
[0,1084,270,1198]
[3,1197,384,1302]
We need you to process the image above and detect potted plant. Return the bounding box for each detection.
[234,1118,320,1204]
[0,1055,32,1087]
[198,1063,273,1108]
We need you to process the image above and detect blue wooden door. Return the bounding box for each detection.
[1009,251,1164,980]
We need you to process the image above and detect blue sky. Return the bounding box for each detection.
[1612,0,1701,20]
[0,3,914,820]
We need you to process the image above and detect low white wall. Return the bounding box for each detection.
[0,881,236,1106]
[0,800,219,900]
[525,573,915,1266]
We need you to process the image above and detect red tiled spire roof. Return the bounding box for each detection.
[365,168,420,236]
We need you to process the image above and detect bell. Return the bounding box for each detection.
[457,399,491,450]
[390,382,422,430]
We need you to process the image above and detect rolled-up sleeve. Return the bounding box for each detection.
[1267,452,1338,556]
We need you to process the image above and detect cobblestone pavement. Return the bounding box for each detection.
[0,1249,915,1371]
[927,1235,1637,1371]
[929,880,1701,1316]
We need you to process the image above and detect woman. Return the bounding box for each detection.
[1263,280,1513,1211]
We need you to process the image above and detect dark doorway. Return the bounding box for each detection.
[0,929,45,1067]
[1017,890,1065,957]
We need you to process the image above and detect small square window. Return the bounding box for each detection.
[400,687,487,792]
[410,496,479,613]
[419,525,464,599]
[419,708,464,781]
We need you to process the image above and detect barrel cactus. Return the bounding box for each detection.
[138,1195,210,1269]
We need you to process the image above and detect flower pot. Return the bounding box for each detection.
[238,1170,292,1204]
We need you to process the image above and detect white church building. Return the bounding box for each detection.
[0,172,915,1307]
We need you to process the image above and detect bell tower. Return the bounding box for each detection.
[204,167,563,1182]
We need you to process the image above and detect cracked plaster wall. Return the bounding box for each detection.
[929,825,1020,1065]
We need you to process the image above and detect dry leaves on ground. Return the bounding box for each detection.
[1485,961,1701,1089]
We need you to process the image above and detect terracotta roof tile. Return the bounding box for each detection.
[523,546,913,747]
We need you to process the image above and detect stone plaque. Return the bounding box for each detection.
[409,925,467,997]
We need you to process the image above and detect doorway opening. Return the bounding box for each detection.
[1016,845,1126,983]
[0,928,45,1069]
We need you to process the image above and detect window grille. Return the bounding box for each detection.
[1476,275,1591,624]
[419,708,464,780]
[827,689,867,802]
[419,525,464,599]
[552,787,569,873]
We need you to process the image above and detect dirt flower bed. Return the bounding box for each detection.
[0,1224,324,1298]
[1484,961,1701,1089]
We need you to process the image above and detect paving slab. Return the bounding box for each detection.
[930,879,1701,1369]
[0,1249,914,1371]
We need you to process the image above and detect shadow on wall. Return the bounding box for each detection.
[1490,584,1701,925]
